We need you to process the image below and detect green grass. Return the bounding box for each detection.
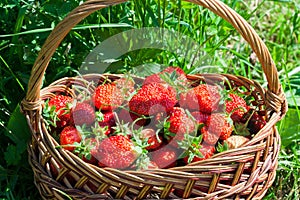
[0,0,299,199]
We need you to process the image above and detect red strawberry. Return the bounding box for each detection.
[60,126,81,151]
[117,108,147,127]
[143,66,187,86]
[180,84,221,113]
[96,135,138,169]
[154,112,167,123]
[129,82,177,115]
[93,83,122,111]
[168,107,196,134]
[163,66,186,75]
[48,95,73,128]
[248,112,266,134]
[167,107,196,147]
[205,113,233,141]
[191,111,209,124]
[140,128,163,150]
[225,93,250,122]
[183,144,215,164]
[97,111,116,135]
[201,126,219,145]
[72,102,95,126]
[146,111,168,131]
[130,112,148,127]
[93,78,134,112]
[150,146,178,168]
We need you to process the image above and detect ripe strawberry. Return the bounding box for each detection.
[117,108,148,127]
[144,111,167,130]
[97,111,116,135]
[72,102,95,126]
[168,107,196,135]
[163,66,186,75]
[130,112,148,127]
[205,113,233,141]
[201,126,219,145]
[129,82,177,115]
[248,112,266,134]
[166,107,196,148]
[48,95,73,128]
[140,128,163,150]
[60,126,81,151]
[183,144,215,164]
[96,135,138,169]
[180,84,221,113]
[93,77,134,112]
[197,145,215,160]
[150,146,178,168]
[225,93,250,122]
[93,83,122,111]
[143,66,187,86]
[191,111,209,124]
[154,112,167,123]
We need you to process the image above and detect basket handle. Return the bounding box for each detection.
[21,0,287,116]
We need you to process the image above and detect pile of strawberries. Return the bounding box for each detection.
[43,67,266,170]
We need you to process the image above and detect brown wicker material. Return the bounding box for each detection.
[21,0,287,199]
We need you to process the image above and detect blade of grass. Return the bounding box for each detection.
[8,4,27,65]
[0,23,133,38]
[0,55,24,92]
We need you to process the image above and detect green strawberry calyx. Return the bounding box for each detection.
[178,134,203,164]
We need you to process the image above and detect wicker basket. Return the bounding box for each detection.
[21,0,288,199]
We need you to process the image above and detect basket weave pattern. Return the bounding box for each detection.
[21,0,287,199]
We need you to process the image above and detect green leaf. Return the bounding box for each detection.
[216,141,229,153]
[285,89,300,108]
[131,63,163,77]
[4,145,22,166]
[187,153,195,164]
[234,122,251,136]
[6,104,31,143]
[0,164,7,182]
[278,108,300,147]
[96,111,104,122]
[4,105,31,166]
